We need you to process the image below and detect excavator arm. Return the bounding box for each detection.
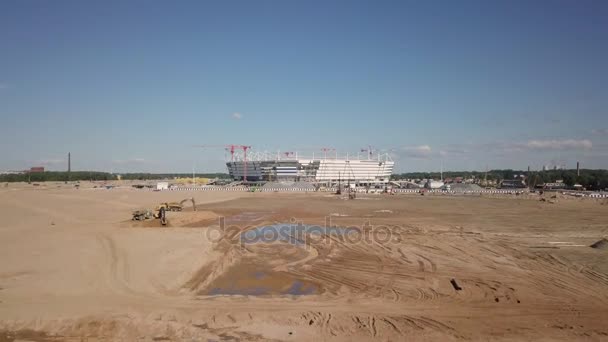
[179,197,196,211]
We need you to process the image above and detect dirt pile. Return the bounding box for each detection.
[3,189,608,341]
[590,238,608,250]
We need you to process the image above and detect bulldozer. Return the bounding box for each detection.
[131,207,168,226]
[132,209,153,221]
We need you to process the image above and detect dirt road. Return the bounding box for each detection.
[1,184,607,341]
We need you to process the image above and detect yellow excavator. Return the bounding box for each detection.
[132,198,196,226]
[155,197,196,212]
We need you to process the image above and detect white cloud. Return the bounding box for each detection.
[37,158,65,165]
[478,139,593,154]
[524,139,592,150]
[401,145,433,159]
[112,158,146,164]
[231,112,242,120]
[439,147,468,157]
[591,128,608,136]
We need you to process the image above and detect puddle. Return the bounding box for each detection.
[203,263,318,296]
[241,223,353,245]
[202,242,319,296]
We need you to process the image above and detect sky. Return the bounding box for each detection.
[1,0,607,173]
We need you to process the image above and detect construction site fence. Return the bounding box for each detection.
[152,187,607,198]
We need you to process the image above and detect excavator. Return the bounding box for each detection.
[155,197,197,212]
[131,198,196,226]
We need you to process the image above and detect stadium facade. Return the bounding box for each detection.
[226,152,394,184]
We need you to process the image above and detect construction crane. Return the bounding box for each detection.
[360,145,374,160]
[194,144,245,162]
[320,147,335,159]
[194,144,252,182]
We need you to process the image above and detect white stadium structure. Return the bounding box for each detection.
[226,151,394,184]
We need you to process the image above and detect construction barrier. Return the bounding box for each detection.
[561,191,608,198]
[165,186,249,191]
[260,188,315,192]
[147,186,607,198]
[392,189,528,195]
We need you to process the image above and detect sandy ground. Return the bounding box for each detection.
[1,182,608,341]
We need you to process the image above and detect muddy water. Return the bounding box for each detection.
[203,238,320,296]
[200,219,336,296]
[241,223,350,245]
[203,260,318,296]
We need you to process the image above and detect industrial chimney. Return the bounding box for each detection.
[68,152,71,182]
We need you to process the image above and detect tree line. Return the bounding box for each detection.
[119,173,230,180]
[393,169,608,190]
[0,172,231,183]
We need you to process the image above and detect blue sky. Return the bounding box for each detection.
[1,0,607,173]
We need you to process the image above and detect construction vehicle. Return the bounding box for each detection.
[179,197,196,211]
[157,207,167,226]
[131,197,196,226]
[155,198,197,212]
[132,209,153,221]
[131,207,167,226]
[156,202,183,212]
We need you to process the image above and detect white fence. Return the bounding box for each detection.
[167,186,248,191]
[147,186,608,198]
[560,191,608,198]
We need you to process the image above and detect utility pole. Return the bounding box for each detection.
[67,152,71,183]
[484,164,488,187]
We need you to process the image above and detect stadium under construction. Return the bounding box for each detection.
[226,150,394,186]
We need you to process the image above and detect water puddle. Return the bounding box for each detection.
[241,223,352,245]
[203,263,318,296]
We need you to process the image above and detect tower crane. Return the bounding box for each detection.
[194,144,252,182]
[360,145,374,160]
[320,147,335,159]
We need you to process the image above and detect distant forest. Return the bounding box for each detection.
[393,169,608,190]
[0,172,231,183]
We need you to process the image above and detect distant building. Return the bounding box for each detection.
[541,182,567,190]
[0,170,25,175]
[499,179,527,189]
[29,167,45,173]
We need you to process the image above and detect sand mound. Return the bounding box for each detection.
[590,238,608,250]
[168,210,219,227]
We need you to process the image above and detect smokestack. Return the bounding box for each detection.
[68,152,71,182]
[577,161,580,176]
